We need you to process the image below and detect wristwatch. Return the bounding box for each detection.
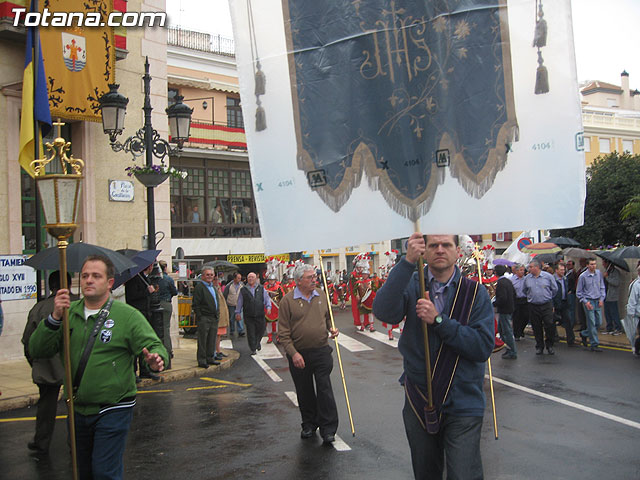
[435,315,443,325]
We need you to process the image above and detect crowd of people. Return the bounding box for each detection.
[17,240,640,480]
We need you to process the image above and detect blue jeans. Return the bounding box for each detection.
[498,313,517,355]
[228,305,245,334]
[581,301,602,347]
[604,301,622,332]
[74,407,134,480]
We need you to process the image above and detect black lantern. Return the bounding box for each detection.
[166,95,193,148]
[98,83,129,143]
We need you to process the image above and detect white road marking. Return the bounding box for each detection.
[284,391,351,451]
[332,434,352,451]
[285,391,298,406]
[256,338,283,359]
[336,333,373,352]
[491,375,640,431]
[253,355,283,382]
[356,328,399,348]
[220,339,233,350]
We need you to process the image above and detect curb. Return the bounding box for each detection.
[0,350,240,413]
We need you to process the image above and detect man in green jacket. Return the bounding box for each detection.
[29,255,167,480]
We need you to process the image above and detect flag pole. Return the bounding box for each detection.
[319,262,355,437]
[472,244,498,439]
[32,0,44,301]
[413,221,438,433]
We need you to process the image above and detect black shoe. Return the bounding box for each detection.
[547,347,555,355]
[214,353,223,360]
[535,348,544,355]
[141,372,160,380]
[322,433,336,445]
[27,443,48,456]
[239,332,246,337]
[257,343,262,351]
[301,427,316,439]
[217,352,228,358]
[198,363,209,368]
[207,359,221,366]
[590,345,603,352]
[580,332,589,347]
[501,351,517,360]
[250,350,257,355]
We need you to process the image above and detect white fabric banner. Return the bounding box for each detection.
[230,0,585,254]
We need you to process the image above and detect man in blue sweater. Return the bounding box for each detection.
[373,233,494,480]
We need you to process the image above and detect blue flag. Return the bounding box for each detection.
[19,0,52,177]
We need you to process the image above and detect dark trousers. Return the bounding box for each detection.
[575,294,586,330]
[604,300,623,332]
[74,407,134,480]
[529,301,556,349]
[555,299,575,344]
[197,314,219,365]
[287,345,339,436]
[512,299,529,338]
[33,383,61,452]
[402,398,483,480]
[160,301,173,368]
[245,315,266,352]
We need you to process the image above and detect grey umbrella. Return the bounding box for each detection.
[562,247,596,259]
[203,260,239,272]
[24,242,137,274]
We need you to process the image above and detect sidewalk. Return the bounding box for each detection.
[524,325,633,351]
[0,337,238,413]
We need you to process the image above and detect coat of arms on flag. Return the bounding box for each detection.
[39,0,115,121]
[61,32,86,72]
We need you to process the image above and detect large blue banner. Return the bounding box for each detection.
[284,0,518,220]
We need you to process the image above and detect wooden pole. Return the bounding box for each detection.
[58,239,78,479]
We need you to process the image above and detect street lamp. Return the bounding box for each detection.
[98,57,193,250]
[31,120,84,480]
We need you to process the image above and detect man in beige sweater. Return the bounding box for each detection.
[279,263,339,445]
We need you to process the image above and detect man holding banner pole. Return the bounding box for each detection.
[373,233,494,479]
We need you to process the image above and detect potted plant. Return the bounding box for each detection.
[125,162,188,188]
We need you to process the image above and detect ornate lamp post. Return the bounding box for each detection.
[98,57,192,250]
[31,120,84,480]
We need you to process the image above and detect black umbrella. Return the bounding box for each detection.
[546,236,581,248]
[533,252,562,264]
[112,249,162,289]
[609,246,640,259]
[203,260,239,272]
[24,242,137,274]
[594,250,630,272]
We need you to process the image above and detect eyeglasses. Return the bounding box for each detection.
[302,274,318,280]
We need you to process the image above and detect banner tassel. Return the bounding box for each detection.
[255,103,267,132]
[535,51,549,95]
[255,62,266,96]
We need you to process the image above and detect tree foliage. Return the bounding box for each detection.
[552,152,640,248]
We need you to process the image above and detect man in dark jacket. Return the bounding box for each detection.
[554,263,577,346]
[22,271,77,456]
[192,266,221,368]
[235,272,272,354]
[125,263,158,379]
[494,265,517,359]
[373,233,494,480]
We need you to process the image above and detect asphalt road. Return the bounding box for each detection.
[1,309,639,479]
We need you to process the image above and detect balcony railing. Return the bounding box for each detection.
[176,120,247,151]
[582,112,640,132]
[168,27,235,57]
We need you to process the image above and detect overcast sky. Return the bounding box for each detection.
[165,0,640,87]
